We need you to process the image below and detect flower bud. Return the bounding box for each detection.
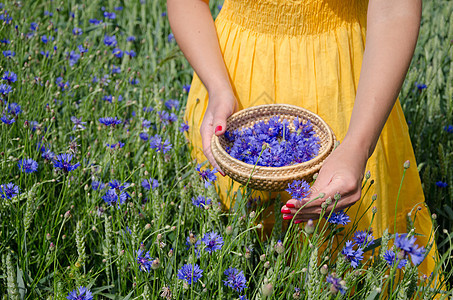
[264,261,271,269]
[145,223,151,230]
[274,240,284,254]
[372,194,377,201]
[225,226,233,235]
[249,211,256,219]
[365,171,371,179]
[168,249,173,257]
[319,192,326,198]
[403,160,410,169]
[432,213,437,220]
[325,197,332,205]
[244,247,252,259]
[304,219,314,234]
[151,258,160,270]
[46,233,51,240]
[262,283,273,297]
[334,192,341,201]
[260,254,266,261]
[372,206,377,214]
[320,264,328,275]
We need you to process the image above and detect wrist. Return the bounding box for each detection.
[340,135,373,161]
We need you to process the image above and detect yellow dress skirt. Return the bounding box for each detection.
[184,0,438,275]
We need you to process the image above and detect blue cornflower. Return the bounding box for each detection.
[177,264,203,284]
[41,35,54,44]
[41,149,55,161]
[91,180,105,191]
[394,233,426,265]
[196,164,217,188]
[0,182,20,199]
[125,50,136,58]
[180,122,189,132]
[111,65,121,74]
[44,10,53,16]
[149,134,172,154]
[3,50,15,57]
[99,117,122,127]
[1,115,15,125]
[127,36,136,42]
[415,82,427,91]
[383,250,407,269]
[136,249,152,272]
[115,6,123,10]
[192,196,212,208]
[102,188,127,207]
[141,178,159,191]
[341,240,364,268]
[143,106,154,113]
[286,180,311,200]
[0,83,12,95]
[108,179,130,192]
[352,230,374,248]
[106,141,124,149]
[103,95,113,102]
[2,71,17,83]
[436,181,448,188]
[104,35,117,47]
[66,286,93,300]
[77,45,87,54]
[7,102,21,115]
[202,232,224,253]
[139,132,149,141]
[129,78,139,85]
[104,11,116,19]
[325,210,350,226]
[72,27,82,35]
[182,84,191,93]
[326,274,346,295]
[70,116,86,130]
[444,125,453,133]
[69,51,80,66]
[18,158,38,173]
[89,19,102,25]
[53,154,80,172]
[40,51,50,58]
[164,99,180,110]
[56,77,70,91]
[112,48,123,58]
[239,296,248,300]
[168,33,175,42]
[30,22,38,31]
[224,268,247,292]
[142,119,152,128]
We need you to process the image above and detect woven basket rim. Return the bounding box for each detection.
[212,103,334,172]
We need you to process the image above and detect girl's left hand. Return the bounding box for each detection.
[280,139,369,223]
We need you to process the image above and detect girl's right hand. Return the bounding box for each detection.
[200,89,238,175]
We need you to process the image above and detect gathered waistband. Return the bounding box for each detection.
[217,0,368,36]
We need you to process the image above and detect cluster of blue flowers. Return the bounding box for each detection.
[136,249,154,272]
[224,117,320,167]
[1,70,19,125]
[177,263,204,284]
[286,180,311,200]
[101,180,130,208]
[325,210,350,225]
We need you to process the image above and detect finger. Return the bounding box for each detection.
[200,127,225,176]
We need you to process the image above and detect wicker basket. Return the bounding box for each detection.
[211,104,336,191]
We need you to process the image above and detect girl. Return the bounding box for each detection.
[167,0,437,274]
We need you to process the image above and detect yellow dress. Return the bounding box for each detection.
[184,0,437,275]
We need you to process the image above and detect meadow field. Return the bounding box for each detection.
[0,0,452,299]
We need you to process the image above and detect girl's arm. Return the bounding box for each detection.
[167,0,237,175]
[283,0,422,221]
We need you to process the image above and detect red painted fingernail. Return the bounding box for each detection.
[286,203,295,208]
[294,220,302,224]
[281,208,291,214]
[283,215,293,220]
[219,170,225,176]
[215,126,222,133]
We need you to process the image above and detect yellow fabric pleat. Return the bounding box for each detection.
[184,0,438,276]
